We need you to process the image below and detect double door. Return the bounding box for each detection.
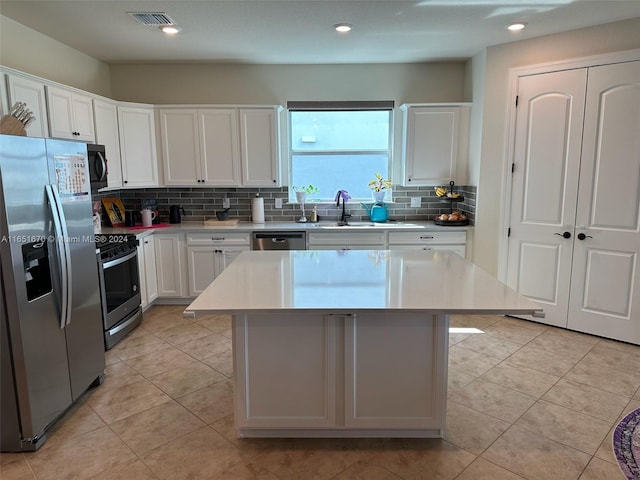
[506,61,640,344]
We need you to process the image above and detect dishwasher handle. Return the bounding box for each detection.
[253,233,305,240]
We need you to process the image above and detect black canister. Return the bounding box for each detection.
[169,205,185,224]
[124,210,135,227]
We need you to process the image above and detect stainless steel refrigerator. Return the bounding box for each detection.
[0,135,105,452]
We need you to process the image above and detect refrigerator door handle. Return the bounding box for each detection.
[45,185,73,328]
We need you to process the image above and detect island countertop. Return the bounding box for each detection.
[185,249,541,316]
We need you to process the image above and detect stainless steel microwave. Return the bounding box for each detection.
[87,144,107,190]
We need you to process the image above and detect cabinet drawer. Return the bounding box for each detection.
[308,231,386,246]
[388,231,465,245]
[187,232,251,246]
[391,244,466,257]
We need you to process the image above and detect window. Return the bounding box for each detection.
[288,101,394,202]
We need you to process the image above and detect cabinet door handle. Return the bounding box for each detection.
[554,231,571,239]
[577,233,592,240]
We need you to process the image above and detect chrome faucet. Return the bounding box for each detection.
[335,190,351,225]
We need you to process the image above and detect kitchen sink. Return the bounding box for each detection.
[313,221,416,229]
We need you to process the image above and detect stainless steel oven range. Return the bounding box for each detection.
[96,234,142,349]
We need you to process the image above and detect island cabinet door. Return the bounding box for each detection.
[234,313,337,428]
[344,313,448,430]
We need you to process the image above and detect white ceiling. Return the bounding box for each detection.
[2,1,640,64]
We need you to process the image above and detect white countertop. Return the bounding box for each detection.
[185,250,541,316]
[102,220,472,236]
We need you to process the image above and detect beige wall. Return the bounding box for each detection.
[3,11,639,278]
[109,62,467,105]
[474,17,640,276]
[0,15,112,96]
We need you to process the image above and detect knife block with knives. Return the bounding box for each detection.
[0,102,35,136]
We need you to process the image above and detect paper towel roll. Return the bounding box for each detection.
[252,196,265,223]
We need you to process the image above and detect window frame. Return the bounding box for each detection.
[287,102,395,203]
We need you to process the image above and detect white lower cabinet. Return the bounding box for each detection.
[154,233,187,297]
[234,313,337,429]
[234,312,447,433]
[344,313,445,429]
[308,231,386,250]
[186,232,250,296]
[388,231,466,257]
[137,234,158,308]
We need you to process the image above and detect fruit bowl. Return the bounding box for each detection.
[434,219,469,226]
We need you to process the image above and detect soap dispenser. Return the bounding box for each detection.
[311,205,318,223]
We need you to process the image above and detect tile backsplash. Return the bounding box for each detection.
[93,185,476,226]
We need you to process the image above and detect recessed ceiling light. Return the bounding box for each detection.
[334,23,352,33]
[507,22,527,31]
[160,25,181,34]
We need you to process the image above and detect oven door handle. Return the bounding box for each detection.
[108,309,142,337]
[102,250,137,270]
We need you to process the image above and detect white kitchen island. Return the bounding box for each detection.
[185,249,541,438]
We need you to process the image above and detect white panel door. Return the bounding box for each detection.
[199,109,241,185]
[506,69,587,327]
[568,61,640,344]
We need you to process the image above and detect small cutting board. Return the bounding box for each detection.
[204,219,239,226]
[127,223,172,230]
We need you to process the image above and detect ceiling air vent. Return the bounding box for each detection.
[128,12,176,26]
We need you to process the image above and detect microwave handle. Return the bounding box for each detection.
[96,151,107,182]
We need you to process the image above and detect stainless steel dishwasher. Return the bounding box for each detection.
[252,232,307,250]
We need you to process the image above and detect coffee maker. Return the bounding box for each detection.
[169,205,185,224]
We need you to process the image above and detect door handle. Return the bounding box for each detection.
[577,233,593,240]
[554,231,571,239]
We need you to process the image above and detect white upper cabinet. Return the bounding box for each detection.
[160,108,242,186]
[200,109,242,185]
[160,106,280,187]
[160,109,201,185]
[239,108,280,186]
[400,104,470,186]
[118,105,159,187]
[46,85,95,142]
[5,74,49,138]
[93,99,123,188]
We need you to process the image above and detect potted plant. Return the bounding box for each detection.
[368,173,392,203]
[293,185,319,222]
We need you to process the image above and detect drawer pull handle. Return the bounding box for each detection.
[211,237,225,241]
[419,235,434,240]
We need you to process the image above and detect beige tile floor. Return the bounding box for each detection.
[2,305,640,480]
